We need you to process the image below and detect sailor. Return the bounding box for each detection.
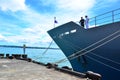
[85,15,89,29]
[79,17,85,27]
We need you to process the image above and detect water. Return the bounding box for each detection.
[0,47,72,68]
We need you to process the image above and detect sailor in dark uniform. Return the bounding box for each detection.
[79,17,85,27]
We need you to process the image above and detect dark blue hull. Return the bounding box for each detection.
[48,21,120,80]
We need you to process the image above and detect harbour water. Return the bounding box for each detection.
[0,47,72,68]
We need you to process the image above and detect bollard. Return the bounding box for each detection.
[0,54,4,58]
[22,54,27,59]
[46,63,53,69]
[6,54,9,58]
[62,66,72,70]
[45,63,58,69]
[86,71,102,80]
[27,58,32,62]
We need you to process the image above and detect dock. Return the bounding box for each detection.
[0,59,86,80]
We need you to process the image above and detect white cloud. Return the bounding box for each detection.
[0,34,5,40]
[39,0,95,12]
[56,0,95,11]
[107,0,119,2]
[1,24,52,46]
[0,0,98,46]
[22,25,52,43]
[40,0,96,24]
[0,0,27,12]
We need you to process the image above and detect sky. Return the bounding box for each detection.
[0,0,120,47]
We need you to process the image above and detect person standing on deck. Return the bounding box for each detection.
[85,15,89,29]
[79,17,85,27]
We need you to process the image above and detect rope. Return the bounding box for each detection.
[33,41,55,61]
[42,41,53,55]
[55,33,120,64]
[33,18,58,61]
[90,52,120,65]
[54,30,120,64]
[86,55,120,72]
[54,33,120,72]
[32,41,53,61]
[75,30,120,54]
[68,33,120,61]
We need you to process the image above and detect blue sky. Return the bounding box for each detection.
[0,0,120,47]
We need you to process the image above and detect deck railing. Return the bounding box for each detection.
[77,8,120,28]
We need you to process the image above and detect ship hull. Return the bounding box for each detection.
[48,21,120,80]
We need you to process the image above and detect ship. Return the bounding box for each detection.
[47,8,120,80]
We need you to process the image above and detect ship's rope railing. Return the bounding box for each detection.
[54,30,120,71]
[75,8,120,28]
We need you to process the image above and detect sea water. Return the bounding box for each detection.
[0,47,72,68]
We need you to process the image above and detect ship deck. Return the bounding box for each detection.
[0,59,86,80]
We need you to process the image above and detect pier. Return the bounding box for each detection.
[0,59,86,80]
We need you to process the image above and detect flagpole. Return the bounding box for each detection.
[41,17,57,55]
[54,17,56,28]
